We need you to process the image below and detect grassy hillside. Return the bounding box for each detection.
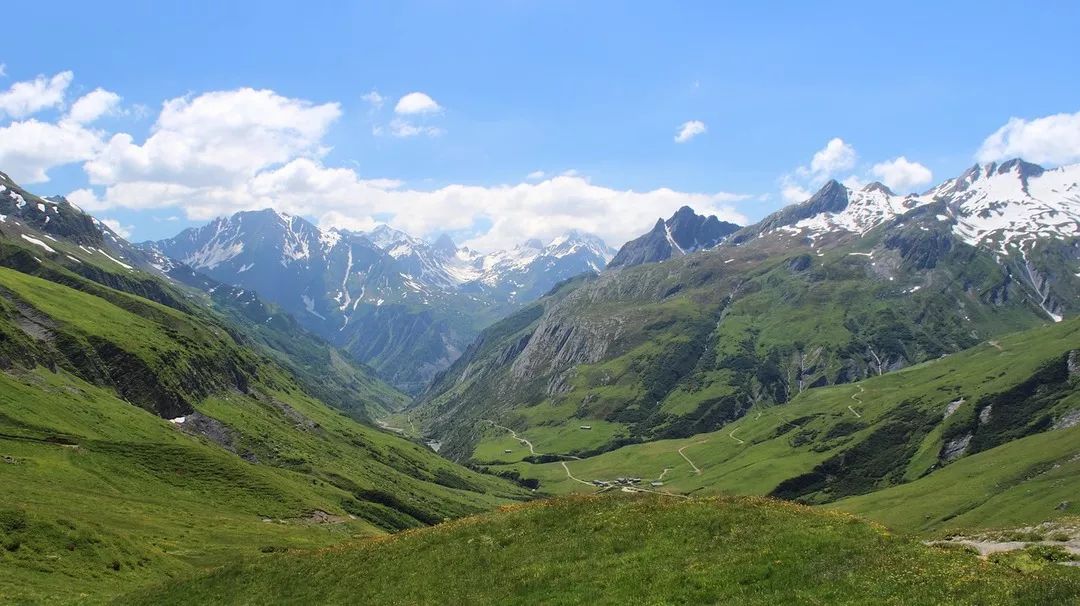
[0,232,528,603]
[464,317,1079,535]
[124,495,1080,605]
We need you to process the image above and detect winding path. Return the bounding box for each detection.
[848,385,864,418]
[729,427,745,444]
[482,419,539,455]
[677,440,707,474]
[560,461,593,486]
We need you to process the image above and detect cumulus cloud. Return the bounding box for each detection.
[674,120,706,143]
[780,138,935,202]
[780,137,859,202]
[0,71,73,119]
[84,88,340,188]
[870,156,933,192]
[526,170,546,181]
[67,88,122,124]
[976,111,1080,165]
[808,138,857,175]
[394,92,441,115]
[0,119,104,183]
[65,83,750,250]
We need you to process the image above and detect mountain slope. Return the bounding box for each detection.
[448,317,1080,539]
[0,178,528,603]
[125,495,1080,605]
[608,205,740,268]
[144,212,613,392]
[414,159,1079,462]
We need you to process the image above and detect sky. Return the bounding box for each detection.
[1,1,1079,250]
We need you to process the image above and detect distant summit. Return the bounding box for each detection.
[608,206,740,268]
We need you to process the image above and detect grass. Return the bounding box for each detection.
[0,235,530,604]
[475,317,1080,536]
[121,494,1080,605]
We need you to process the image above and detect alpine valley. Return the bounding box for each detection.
[2,157,1080,604]
[142,213,615,393]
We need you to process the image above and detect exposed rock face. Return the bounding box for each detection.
[608,206,739,268]
[941,433,972,462]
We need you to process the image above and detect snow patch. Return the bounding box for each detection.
[20,234,55,253]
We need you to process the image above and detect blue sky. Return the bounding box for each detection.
[2,1,1079,248]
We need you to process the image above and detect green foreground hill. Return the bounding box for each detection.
[124,494,1080,605]
[0,213,528,603]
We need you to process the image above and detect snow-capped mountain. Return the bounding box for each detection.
[750,159,1080,253]
[141,211,614,392]
[739,158,1080,323]
[608,206,741,268]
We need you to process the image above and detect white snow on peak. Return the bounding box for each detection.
[319,228,342,251]
[773,161,1080,257]
[927,161,1080,255]
[779,186,928,238]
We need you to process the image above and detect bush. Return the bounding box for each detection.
[0,508,28,533]
[1025,544,1078,563]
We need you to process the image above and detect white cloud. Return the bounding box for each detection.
[0,118,104,183]
[66,88,122,124]
[674,120,706,143]
[68,83,750,251]
[870,156,933,192]
[387,118,443,138]
[0,64,6,78]
[361,90,384,110]
[99,218,133,239]
[0,71,72,119]
[976,111,1080,165]
[84,88,340,188]
[808,137,857,175]
[526,170,546,181]
[394,92,441,115]
[780,138,858,202]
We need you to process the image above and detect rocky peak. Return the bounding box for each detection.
[432,233,458,257]
[609,206,740,269]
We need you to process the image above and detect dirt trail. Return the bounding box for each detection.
[560,461,593,486]
[988,340,1004,351]
[678,440,707,474]
[482,419,538,455]
[729,427,745,444]
[848,385,865,418]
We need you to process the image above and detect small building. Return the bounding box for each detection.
[504,449,513,454]
[579,425,592,430]
[651,481,664,487]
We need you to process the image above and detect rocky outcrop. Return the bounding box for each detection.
[608,206,739,269]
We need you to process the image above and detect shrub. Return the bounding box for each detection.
[0,508,28,533]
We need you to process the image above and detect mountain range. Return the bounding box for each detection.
[141,212,616,393]
[1,158,1079,603]
[413,158,1080,461]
